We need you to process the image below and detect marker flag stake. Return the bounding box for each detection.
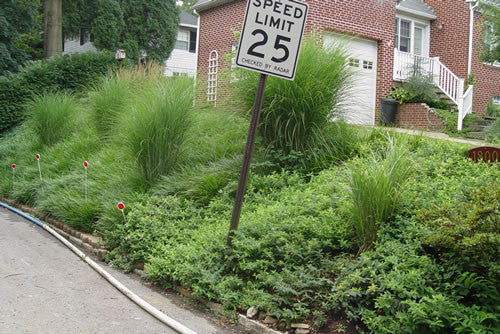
[117,202,126,223]
[36,154,42,182]
[84,161,88,202]
[11,164,15,184]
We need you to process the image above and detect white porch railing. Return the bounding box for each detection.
[393,50,473,130]
[458,85,474,131]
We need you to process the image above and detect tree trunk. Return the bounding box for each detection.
[44,0,62,58]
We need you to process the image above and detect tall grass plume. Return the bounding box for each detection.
[124,76,194,183]
[26,92,78,146]
[348,136,413,252]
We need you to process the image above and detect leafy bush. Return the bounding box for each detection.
[0,51,120,132]
[417,185,499,277]
[404,74,438,101]
[487,100,500,118]
[26,92,78,146]
[485,117,500,142]
[387,86,415,104]
[123,76,194,183]
[348,136,413,251]
[234,38,353,163]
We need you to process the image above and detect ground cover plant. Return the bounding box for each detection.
[0,54,499,333]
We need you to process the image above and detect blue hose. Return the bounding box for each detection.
[0,201,45,228]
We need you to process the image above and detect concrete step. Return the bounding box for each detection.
[472,119,495,126]
[467,131,487,138]
[469,124,487,131]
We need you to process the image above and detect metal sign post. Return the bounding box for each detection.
[227,0,308,246]
[227,73,267,246]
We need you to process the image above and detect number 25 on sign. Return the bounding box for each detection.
[236,0,309,80]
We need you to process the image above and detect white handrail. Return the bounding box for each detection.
[458,85,474,131]
[393,50,474,130]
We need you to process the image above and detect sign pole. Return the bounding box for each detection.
[227,73,267,247]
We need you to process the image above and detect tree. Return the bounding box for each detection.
[479,0,500,63]
[62,0,179,62]
[120,0,179,61]
[179,0,198,15]
[0,0,41,75]
[44,0,63,58]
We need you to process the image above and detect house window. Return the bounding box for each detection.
[395,18,411,53]
[482,22,499,66]
[493,96,500,106]
[395,17,429,56]
[363,60,373,70]
[349,58,360,67]
[175,29,196,53]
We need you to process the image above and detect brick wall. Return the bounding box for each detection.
[197,0,246,103]
[395,103,445,130]
[424,0,500,115]
[197,0,396,113]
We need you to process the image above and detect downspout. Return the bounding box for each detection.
[467,0,479,76]
[194,11,200,81]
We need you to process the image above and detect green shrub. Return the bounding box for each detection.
[387,86,415,104]
[417,185,500,277]
[404,74,438,101]
[234,38,353,162]
[123,77,194,183]
[487,100,500,118]
[26,92,78,146]
[485,117,500,142]
[0,51,119,133]
[348,136,413,252]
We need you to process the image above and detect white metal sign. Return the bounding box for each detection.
[236,0,309,80]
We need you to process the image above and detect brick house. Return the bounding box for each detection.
[193,0,499,127]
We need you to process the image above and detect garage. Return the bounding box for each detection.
[323,33,378,125]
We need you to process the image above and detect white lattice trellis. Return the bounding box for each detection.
[207,50,218,106]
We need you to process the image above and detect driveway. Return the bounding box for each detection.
[0,207,247,334]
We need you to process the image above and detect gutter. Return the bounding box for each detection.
[192,0,235,12]
[467,0,479,76]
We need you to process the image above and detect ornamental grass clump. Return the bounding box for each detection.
[124,76,194,184]
[234,38,353,159]
[89,74,131,139]
[349,136,413,252]
[26,92,78,146]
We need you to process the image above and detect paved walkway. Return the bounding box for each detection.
[0,207,247,334]
[376,126,494,146]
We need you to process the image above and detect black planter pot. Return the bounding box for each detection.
[380,98,398,124]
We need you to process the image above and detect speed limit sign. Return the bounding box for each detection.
[236,0,309,80]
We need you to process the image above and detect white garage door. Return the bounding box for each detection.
[323,33,378,125]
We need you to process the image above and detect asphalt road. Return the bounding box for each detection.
[0,207,245,334]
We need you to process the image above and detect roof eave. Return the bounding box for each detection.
[192,0,235,12]
[396,7,437,20]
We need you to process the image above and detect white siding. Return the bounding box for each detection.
[63,38,97,55]
[164,48,197,77]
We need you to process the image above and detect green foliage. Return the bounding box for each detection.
[89,74,131,139]
[404,75,438,101]
[123,77,194,183]
[234,38,353,161]
[0,0,41,75]
[26,92,78,146]
[485,117,500,142]
[387,86,415,104]
[348,136,413,252]
[479,1,500,64]
[63,0,179,62]
[0,51,119,132]
[435,109,483,137]
[487,99,500,117]
[417,185,499,276]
